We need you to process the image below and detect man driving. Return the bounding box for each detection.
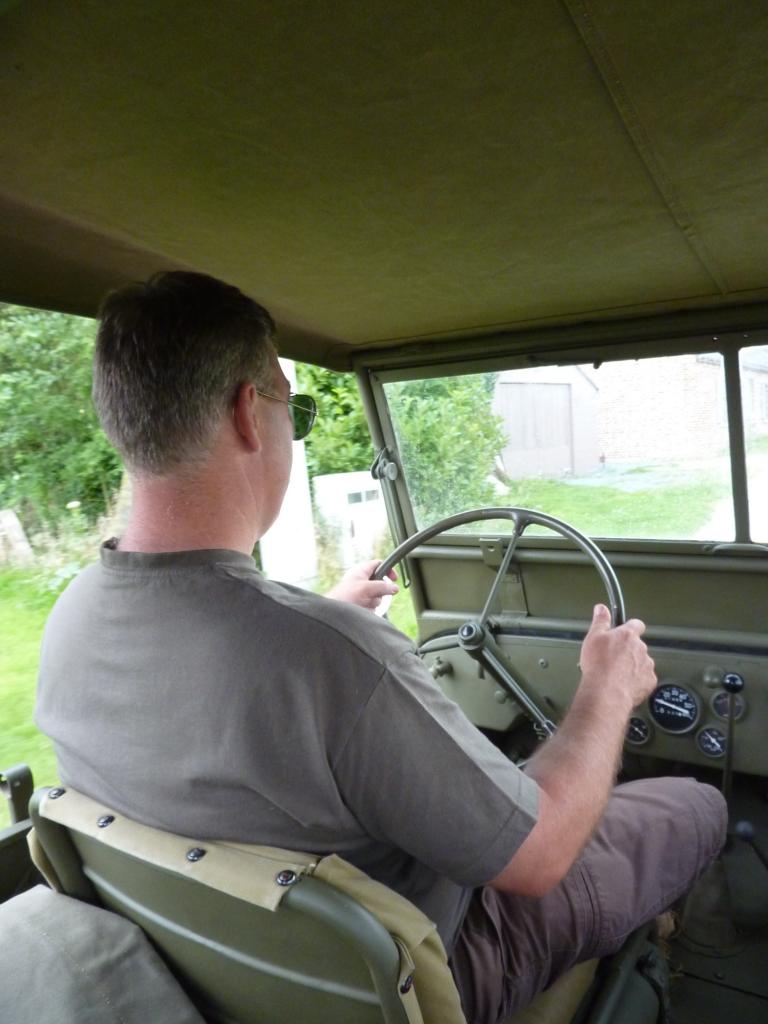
[36,271,727,1022]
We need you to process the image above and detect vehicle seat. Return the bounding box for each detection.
[29,786,604,1024]
[0,884,206,1024]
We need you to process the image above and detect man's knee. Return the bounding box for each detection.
[607,776,727,877]
[574,777,726,958]
[676,778,728,866]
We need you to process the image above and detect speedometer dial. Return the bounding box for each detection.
[648,684,700,734]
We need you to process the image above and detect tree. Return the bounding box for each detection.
[0,305,122,534]
[385,374,506,524]
[295,364,374,478]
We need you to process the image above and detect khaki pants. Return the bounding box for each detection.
[450,778,727,1024]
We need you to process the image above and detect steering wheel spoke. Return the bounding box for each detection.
[457,622,557,737]
[375,507,625,735]
[479,519,522,625]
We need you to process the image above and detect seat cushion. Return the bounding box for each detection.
[502,958,598,1024]
[0,886,205,1024]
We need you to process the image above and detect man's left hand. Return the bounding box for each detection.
[325,561,398,612]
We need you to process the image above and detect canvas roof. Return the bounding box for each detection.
[2,0,768,368]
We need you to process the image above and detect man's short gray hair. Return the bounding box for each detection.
[93,272,276,473]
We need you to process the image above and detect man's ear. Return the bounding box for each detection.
[232,381,261,451]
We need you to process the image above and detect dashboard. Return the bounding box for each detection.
[624,649,765,774]
[419,631,768,776]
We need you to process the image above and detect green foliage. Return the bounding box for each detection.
[296,364,374,477]
[295,365,506,535]
[0,304,122,533]
[385,374,506,524]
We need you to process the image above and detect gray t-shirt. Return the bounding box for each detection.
[36,544,538,950]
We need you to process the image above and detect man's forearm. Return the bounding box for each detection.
[526,680,632,865]
[490,605,656,896]
[491,679,633,896]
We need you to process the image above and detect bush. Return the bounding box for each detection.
[296,364,373,477]
[384,374,506,524]
[0,304,122,535]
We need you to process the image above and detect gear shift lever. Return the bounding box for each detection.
[720,672,743,801]
[679,672,744,954]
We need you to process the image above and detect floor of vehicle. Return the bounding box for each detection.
[666,773,768,1024]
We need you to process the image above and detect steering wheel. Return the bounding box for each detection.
[373,507,625,738]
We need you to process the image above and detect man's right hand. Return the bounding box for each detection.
[578,604,657,712]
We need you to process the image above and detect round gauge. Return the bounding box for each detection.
[626,716,652,746]
[648,684,700,734]
[711,690,746,722]
[696,726,727,759]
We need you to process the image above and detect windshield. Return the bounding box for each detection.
[383,348,768,542]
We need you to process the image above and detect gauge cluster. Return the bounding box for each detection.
[624,660,763,770]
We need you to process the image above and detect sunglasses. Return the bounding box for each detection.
[255,391,317,440]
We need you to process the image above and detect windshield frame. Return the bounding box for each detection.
[358,326,768,555]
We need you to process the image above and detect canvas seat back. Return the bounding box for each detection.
[29,786,461,1024]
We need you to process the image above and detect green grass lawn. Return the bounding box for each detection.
[384,585,417,638]
[0,571,60,828]
[503,474,727,539]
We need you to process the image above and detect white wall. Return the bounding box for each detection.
[493,366,599,478]
[258,359,318,585]
[313,471,388,568]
